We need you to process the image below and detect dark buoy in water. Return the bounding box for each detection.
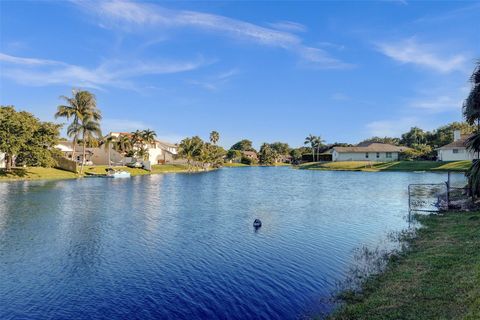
[253,219,262,228]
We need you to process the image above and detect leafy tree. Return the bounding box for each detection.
[0,106,61,171]
[358,136,400,145]
[178,136,204,170]
[142,129,157,147]
[210,131,220,145]
[259,143,277,165]
[230,139,255,152]
[400,127,427,147]
[428,122,475,148]
[269,142,290,156]
[290,148,303,164]
[226,149,242,161]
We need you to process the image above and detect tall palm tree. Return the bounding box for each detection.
[464,61,480,196]
[142,129,157,148]
[78,118,102,174]
[210,131,220,145]
[304,134,317,162]
[115,134,133,155]
[55,89,101,161]
[314,136,325,162]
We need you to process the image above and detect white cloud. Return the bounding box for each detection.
[267,21,307,33]
[74,0,349,69]
[331,93,350,101]
[0,52,208,89]
[366,117,419,137]
[376,38,468,73]
[408,86,469,113]
[188,68,240,91]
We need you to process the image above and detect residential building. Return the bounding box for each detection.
[437,130,478,161]
[332,142,409,162]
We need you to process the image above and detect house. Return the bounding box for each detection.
[55,141,94,164]
[437,130,478,161]
[0,152,5,168]
[332,142,409,162]
[242,150,258,161]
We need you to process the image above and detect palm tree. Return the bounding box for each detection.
[304,134,317,162]
[78,118,102,174]
[142,129,157,148]
[210,131,220,145]
[115,134,133,155]
[55,89,101,161]
[463,61,480,196]
[314,136,325,161]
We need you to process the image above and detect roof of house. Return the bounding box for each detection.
[333,143,409,153]
[438,134,472,150]
[243,150,258,157]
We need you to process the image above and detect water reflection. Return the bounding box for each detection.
[0,169,463,319]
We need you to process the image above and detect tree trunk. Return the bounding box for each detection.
[72,134,78,161]
[5,153,12,172]
[312,147,315,162]
[80,137,86,174]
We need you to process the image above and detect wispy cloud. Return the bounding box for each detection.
[0,52,208,89]
[74,0,350,69]
[267,20,307,33]
[188,68,240,91]
[376,37,468,73]
[331,92,350,101]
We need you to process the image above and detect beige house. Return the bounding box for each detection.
[0,152,5,168]
[437,130,478,161]
[332,143,409,162]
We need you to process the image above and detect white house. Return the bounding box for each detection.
[0,152,5,169]
[437,130,478,161]
[332,143,409,162]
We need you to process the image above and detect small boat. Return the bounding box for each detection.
[253,219,262,228]
[106,168,131,178]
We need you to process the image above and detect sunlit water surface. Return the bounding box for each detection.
[0,167,463,319]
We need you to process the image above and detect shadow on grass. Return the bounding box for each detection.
[0,168,29,178]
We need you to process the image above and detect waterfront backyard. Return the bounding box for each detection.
[0,167,467,319]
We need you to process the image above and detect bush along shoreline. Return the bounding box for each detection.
[327,211,480,320]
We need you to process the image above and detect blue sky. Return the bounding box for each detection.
[0,1,479,149]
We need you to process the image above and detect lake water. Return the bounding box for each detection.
[0,167,463,319]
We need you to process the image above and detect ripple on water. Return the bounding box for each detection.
[0,168,461,319]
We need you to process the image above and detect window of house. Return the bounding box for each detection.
[365,152,369,158]
[386,152,392,158]
[453,149,459,154]
[376,152,380,158]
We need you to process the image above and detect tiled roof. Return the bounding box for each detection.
[333,143,409,153]
[438,134,473,150]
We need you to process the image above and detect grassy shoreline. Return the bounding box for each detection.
[0,164,201,182]
[298,160,471,172]
[329,211,480,319]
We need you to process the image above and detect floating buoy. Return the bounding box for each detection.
[253,219,262,228]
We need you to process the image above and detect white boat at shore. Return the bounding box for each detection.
[106,168,131,178]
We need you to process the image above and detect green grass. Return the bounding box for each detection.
[83,165,151,176]
[0,167,79,181]
[223,162,250,167]
[298,160,471,172]
[329,211,480,320]
[151,164,190,173]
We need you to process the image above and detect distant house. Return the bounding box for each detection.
[437,130,478,161]
[0,152,5,168]
[332,142,409,162]
[55,141,94,164]
[242,150,258,161]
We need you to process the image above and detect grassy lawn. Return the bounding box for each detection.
[223,162,250,167]
[329,211,480,320]
[298,160,471,172]
[151,164,189,173]
[83,165,150,176]
[0,167,78,181]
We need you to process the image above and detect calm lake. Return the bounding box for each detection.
[0,167,463,319]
